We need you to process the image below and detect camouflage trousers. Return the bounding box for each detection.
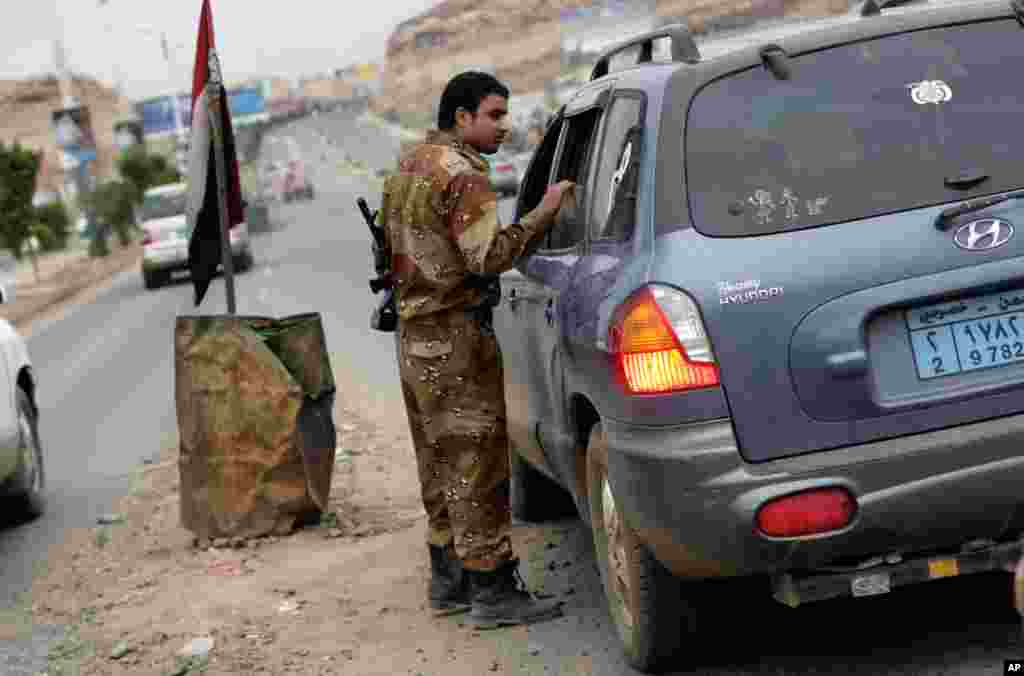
[396,307,513,572]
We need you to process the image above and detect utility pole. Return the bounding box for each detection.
[159,30,189,174]
[54,40,78,109]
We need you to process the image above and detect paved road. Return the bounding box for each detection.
[2,109,1023,675]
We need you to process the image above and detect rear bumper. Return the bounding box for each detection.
[772,537,1022,608]
[604,411,1024,582]
[491,175,518,194]
[142,239,249,272]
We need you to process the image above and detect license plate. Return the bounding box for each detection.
[851,572,891,597]
[906,289,1024,380]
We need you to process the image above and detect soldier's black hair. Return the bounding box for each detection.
[437,71,509,130]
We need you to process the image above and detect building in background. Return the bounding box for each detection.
[379,0,854,120]
[135,85,269,166]
[0,75,134,201]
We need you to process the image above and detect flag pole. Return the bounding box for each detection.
[205,81,237,315]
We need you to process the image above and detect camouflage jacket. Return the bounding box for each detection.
[379,129,550,321]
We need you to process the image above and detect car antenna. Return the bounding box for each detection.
[1013,0,1024,26]
[860,0,927,16]
[760,45,791,80]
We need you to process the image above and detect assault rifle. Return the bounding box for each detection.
[357,197,398,332]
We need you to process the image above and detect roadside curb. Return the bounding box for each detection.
[2,244,142,331]
[358,111,424,143]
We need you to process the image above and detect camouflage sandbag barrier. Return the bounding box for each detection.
[175,313,336,540]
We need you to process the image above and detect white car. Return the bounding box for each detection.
[139,182,254,290]
[0,301,44,519]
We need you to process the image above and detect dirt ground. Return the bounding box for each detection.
[0,241,143,336]
[24,382,585,676]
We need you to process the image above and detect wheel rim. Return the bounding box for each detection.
[601,474,635,632]
[18,410,40,493]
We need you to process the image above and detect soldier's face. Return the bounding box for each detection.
[457,94,510,155]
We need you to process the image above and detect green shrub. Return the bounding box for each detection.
[0,142,41,260]
[34,201,72,251]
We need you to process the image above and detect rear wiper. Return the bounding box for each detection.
[934,189,1024,230]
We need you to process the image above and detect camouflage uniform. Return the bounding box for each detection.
[380,129,550,572]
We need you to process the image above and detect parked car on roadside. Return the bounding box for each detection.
[488,150,521,198]
[497,4,1024,671]
[139,182,253,290]
[0,303,44,520]
[510,150,533,181]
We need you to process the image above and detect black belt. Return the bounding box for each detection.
[466,303,494,328]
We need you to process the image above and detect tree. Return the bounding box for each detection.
[116,145,181,204]
[0,142,41,259]
[81,180,137,249]
[34,201,72,252]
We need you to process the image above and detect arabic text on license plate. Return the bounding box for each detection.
[906,289,1024,380]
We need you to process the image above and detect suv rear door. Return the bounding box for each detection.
[495,108,564,474]
[678,16,1024,462]
[523,88,605,478]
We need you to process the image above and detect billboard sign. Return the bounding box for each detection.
[559,0,657,71]
[114,119,145,151]
[137,87,268,138]
[137,94,191,137]
[226,86,268,125]
[51,105,98,169]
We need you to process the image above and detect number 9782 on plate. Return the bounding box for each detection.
[910,313,1024,379]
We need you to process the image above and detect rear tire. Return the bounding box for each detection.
[233,250,254,273]
[143,270,160,290]
[587,423,695,673]
[8,387,44,519]
[509,446,579,523]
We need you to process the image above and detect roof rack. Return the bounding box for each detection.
[590,24,701,81]
[859,0,927,17]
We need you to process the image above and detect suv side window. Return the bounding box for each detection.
[544,107,602,251]
[514,111,563,221]
[589,94,643,241]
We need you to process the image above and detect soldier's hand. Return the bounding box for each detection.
[539,180,576,215]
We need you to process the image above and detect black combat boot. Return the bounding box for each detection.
[428,544,471,615]
[466,558,564,629]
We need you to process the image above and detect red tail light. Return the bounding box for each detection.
[142,230,156,246]
[756,487,857,538]
[609,285,719,394]
[496,163,515,172]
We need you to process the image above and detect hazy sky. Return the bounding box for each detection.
[2,0,442,101]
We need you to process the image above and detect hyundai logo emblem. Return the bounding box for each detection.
[953,218,1014,252]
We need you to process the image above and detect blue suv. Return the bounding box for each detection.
[495,1,1024,670]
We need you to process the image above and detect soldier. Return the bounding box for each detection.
[378,71,575,628]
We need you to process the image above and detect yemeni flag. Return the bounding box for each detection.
[186,0,244,307]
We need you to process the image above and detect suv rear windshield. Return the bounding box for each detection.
[140,190,187,221]
[685,18,1024,237]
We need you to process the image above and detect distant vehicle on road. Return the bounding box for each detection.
[138,182,253,290]
[0,304,44,520]
[267,159,315,203]
[0,251,16,305]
